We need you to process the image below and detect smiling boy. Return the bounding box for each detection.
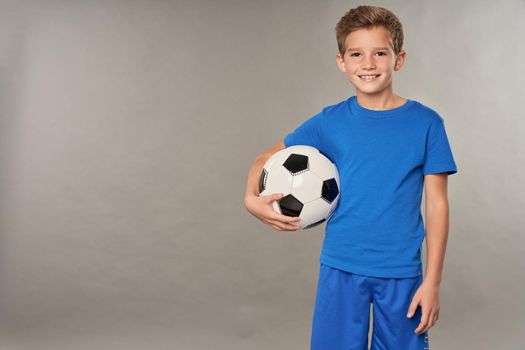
[244,5,457,350]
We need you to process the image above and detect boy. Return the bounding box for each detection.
[244,5,457,350]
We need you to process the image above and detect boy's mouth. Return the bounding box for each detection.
[358,74,380,82]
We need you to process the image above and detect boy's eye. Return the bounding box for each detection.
[349,51,387,57]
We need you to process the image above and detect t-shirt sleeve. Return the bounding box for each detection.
[422,116,458,176]
[283,110,324,150]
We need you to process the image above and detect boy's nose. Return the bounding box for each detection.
[362,57,376,69]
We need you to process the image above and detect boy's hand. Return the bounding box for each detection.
[406,280,440,335]
[244,193,301,231]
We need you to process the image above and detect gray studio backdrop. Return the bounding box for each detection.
[0,1,523,349]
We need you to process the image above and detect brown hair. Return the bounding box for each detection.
[335,5,404,56]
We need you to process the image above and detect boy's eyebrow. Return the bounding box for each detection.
[347,47,389,51]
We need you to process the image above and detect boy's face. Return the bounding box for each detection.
[336,26,406,97]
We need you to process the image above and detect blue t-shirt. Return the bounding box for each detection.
[284,95,458,278]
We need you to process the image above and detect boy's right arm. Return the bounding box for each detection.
[244,140,301,231]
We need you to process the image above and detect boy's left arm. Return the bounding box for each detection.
[407,172,450,335]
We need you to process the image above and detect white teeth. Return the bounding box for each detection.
[360,75,378,80]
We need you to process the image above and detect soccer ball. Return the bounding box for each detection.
[258,145,340,229]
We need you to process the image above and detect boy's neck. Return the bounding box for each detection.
[355,90,407,111]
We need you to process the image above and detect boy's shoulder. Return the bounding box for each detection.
[321,97,351,116]
[410,99,446,123]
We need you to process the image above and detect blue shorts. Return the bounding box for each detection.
[311,263,430,350]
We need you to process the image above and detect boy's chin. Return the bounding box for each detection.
[348,80,376,90]
[352,87,386,95]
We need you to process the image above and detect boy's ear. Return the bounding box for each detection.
[336,52,347,73]
[394,50,407,71]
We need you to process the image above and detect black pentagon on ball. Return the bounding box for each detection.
[304,218,326,229]
[279,194,303,217]
[258,168,268,193]
[321,178,339,203]
[283,153,309,175]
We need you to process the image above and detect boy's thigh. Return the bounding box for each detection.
[370,274,429,350]
[310,263,372,350]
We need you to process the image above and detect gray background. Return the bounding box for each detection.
[0,0,523,349]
